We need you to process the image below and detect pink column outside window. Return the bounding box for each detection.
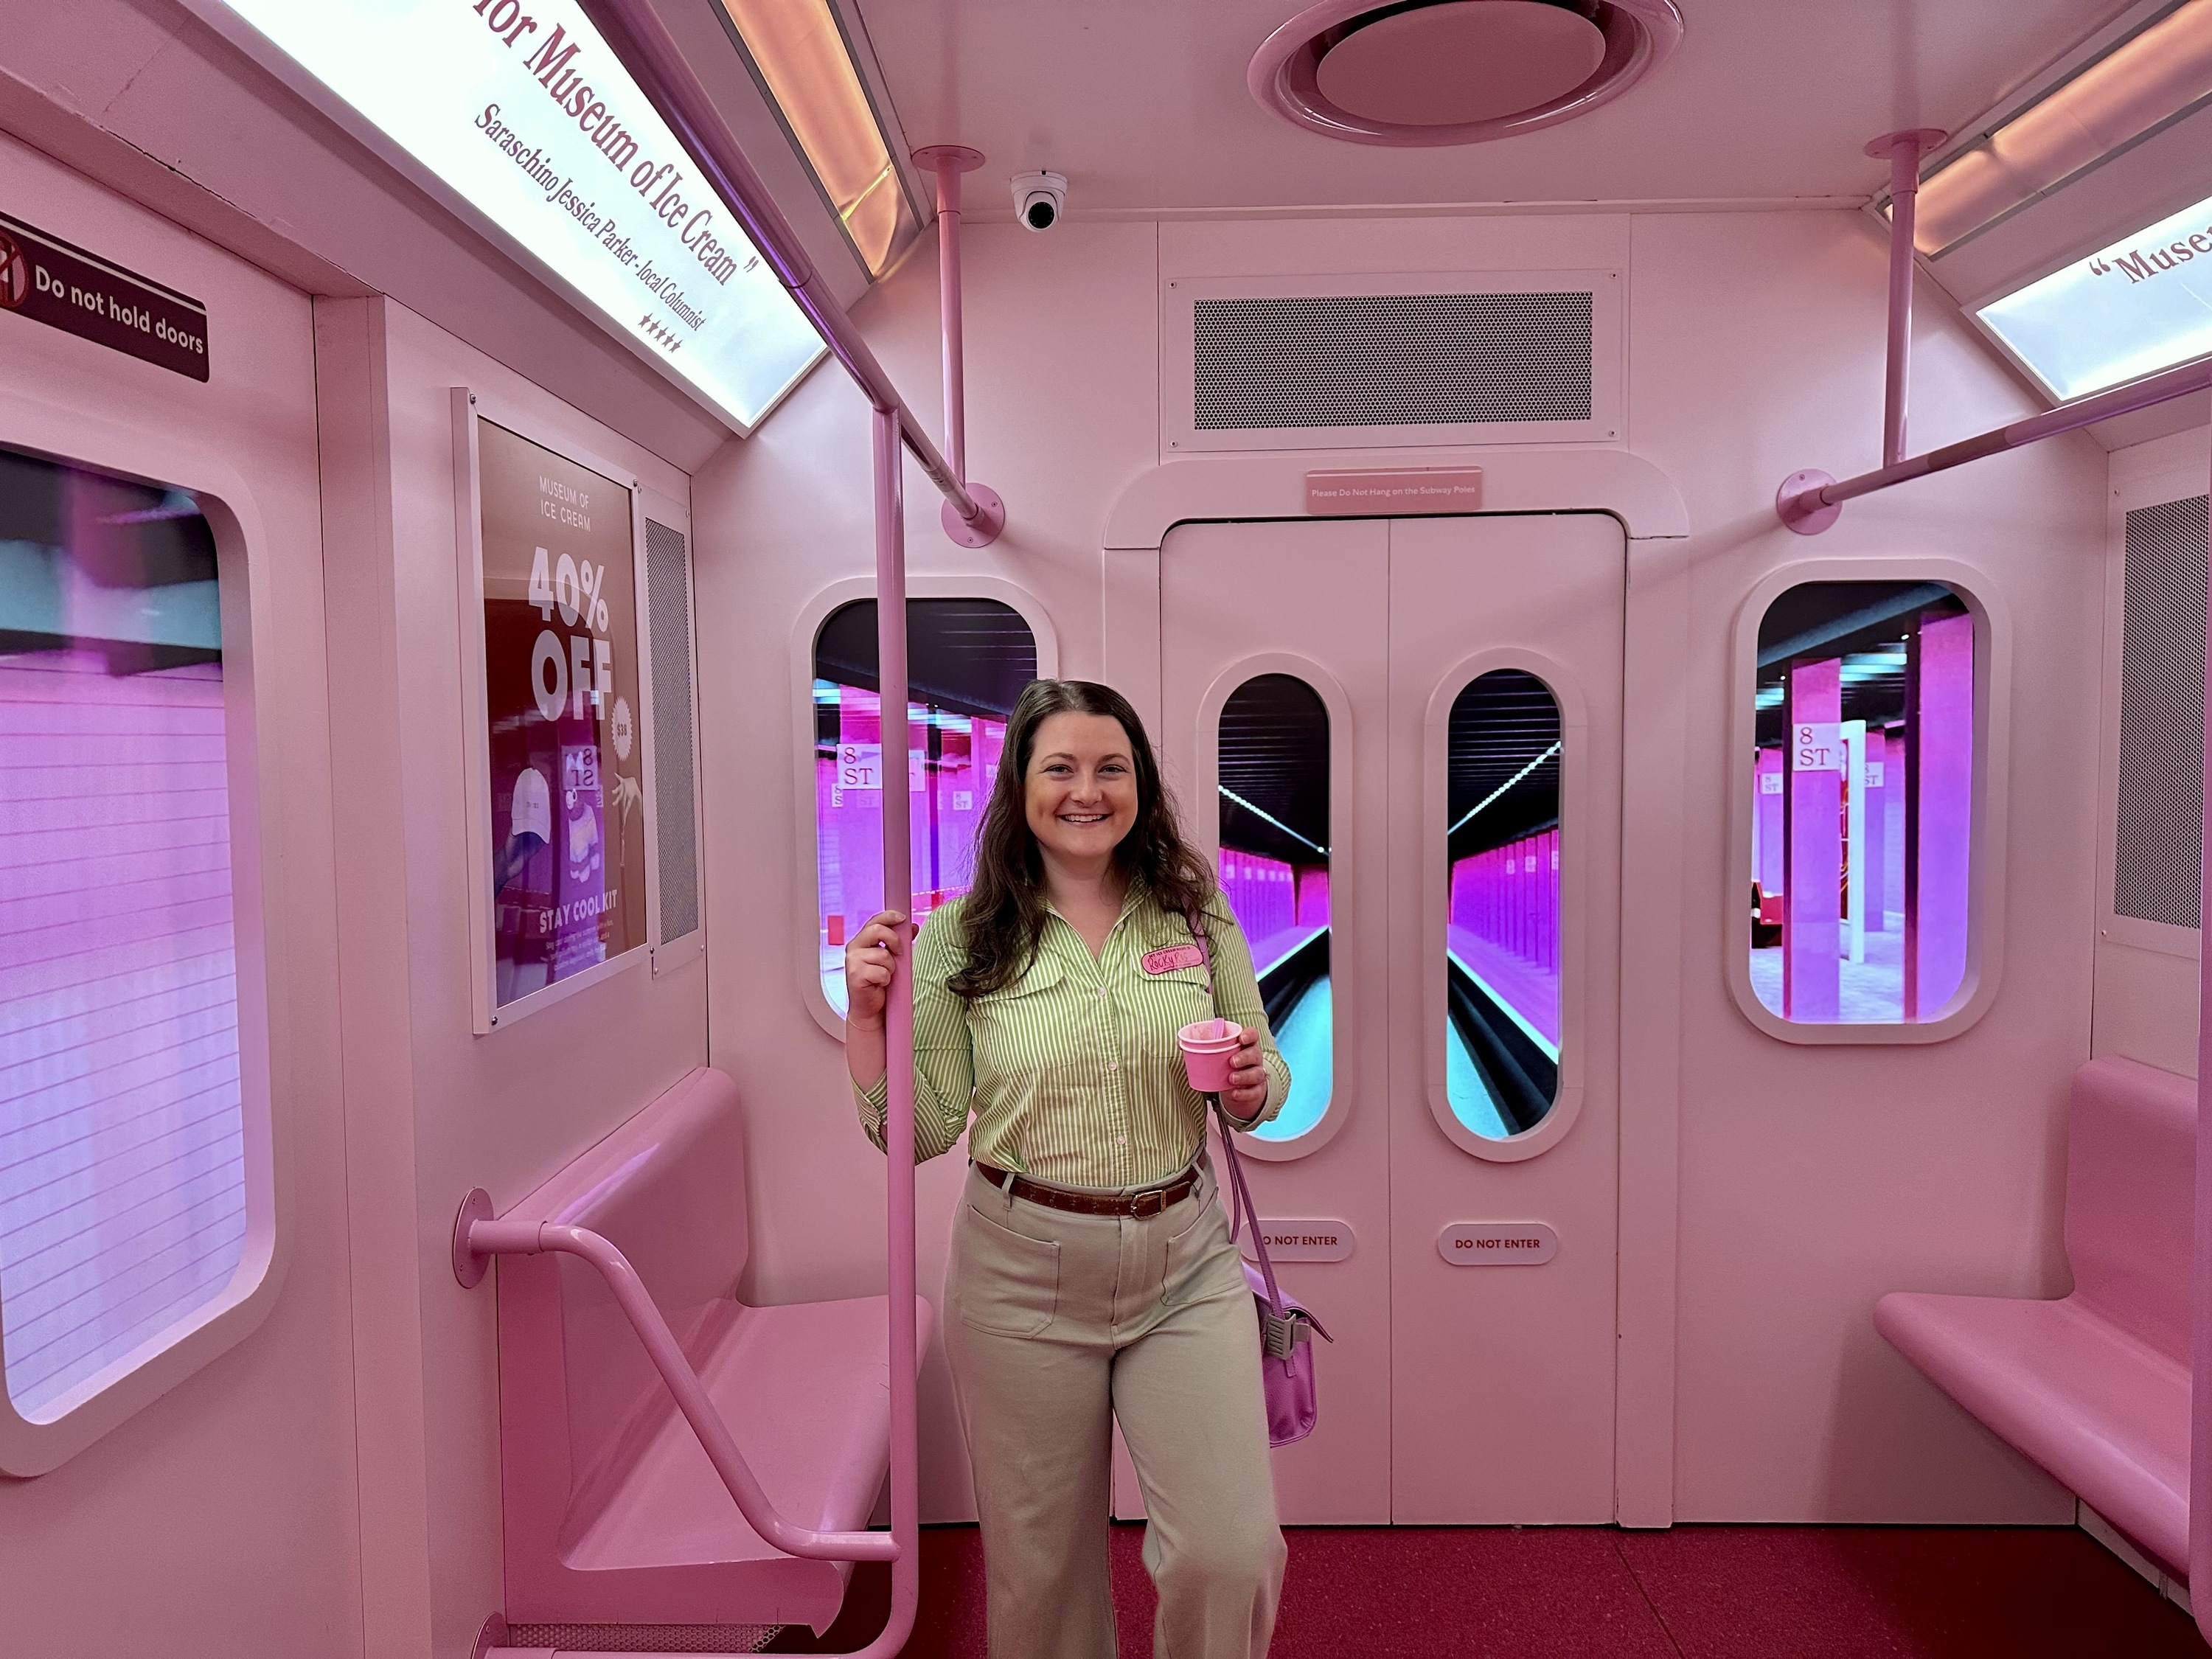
[1862,728,1887,932]
[1908,612,1973,1018]
[1784,659,1843,1021]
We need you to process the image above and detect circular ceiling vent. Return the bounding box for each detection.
[1250,0,1683,147]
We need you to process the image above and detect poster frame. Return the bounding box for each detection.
[633,481,707,980]
[451,386,650,1034]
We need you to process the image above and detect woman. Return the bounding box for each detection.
[845,678,1290,1659]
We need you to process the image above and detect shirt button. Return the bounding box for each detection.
[1106,1060,1119,1072]
[1116,1135,1128,1145]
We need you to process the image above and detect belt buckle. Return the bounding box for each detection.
[1131,1189,1167,1218]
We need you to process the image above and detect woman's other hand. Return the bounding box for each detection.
[844,911,908,1032]
[1225,1025,1268,1118]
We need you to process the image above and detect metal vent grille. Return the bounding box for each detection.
[646,518,700,944]
[505,1624,776,1653]
[1192,291,1594,430]
[2115,494,2208,928]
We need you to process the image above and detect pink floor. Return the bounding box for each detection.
[778,1523,2205,1656]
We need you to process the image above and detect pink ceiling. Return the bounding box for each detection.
[852,0,2141,216]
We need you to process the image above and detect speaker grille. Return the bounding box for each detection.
[1192,291,1594,431]
[2115,493,2208,928]
[505,1624,776,1653]
[646,518,700,944]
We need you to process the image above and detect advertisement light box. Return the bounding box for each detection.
[217,0,824,430]
[1977,190,2212,403]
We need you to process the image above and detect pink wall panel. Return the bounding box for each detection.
[1632,209,2099,1522]
[0,131,364,1659]
[315,296,708,1657]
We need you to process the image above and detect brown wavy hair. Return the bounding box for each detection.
[947,679,1215,999]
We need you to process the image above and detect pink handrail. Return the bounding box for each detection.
[579,0,1004,547]
[1775,354,2212,534]
[459,1213,897,1564]
[1775,125,2211,535]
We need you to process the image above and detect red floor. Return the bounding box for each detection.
[778,1523,2206,1657]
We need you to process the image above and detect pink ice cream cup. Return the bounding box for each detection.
[1178,1018,1244,1093]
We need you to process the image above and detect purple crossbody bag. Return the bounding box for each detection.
[1186,910,1332,1448]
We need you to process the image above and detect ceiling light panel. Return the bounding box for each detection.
[717,0,918,276]
[213,0,824,430]
[1975,188,2212,400]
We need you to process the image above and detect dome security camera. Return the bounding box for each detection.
[1011,170,1068,232]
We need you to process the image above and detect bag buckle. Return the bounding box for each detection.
[1261,1309,1308,1360]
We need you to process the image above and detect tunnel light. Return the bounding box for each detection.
[1975,188,2212,400]
[1910,0,2212,255]
[1219,787,1329,858]
[716,0,918,276]
[214,0,824,431]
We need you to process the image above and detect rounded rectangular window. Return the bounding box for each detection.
[1749,581,1975,1024]
[1216,675,1332,1143]
[0,449,254,1424]
[814,599,1036,1014]
[1444,670,1562,1140]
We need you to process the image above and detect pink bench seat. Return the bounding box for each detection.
[1875,1056,2194,1575]
[497,1067,934,1635]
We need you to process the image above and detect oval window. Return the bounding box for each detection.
[1444,669,1562,1139]
[813,599,1037,1015]
[1217,675,1332,1142]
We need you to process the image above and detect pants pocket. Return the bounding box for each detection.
[953,1203,1061,1337]
[1161,1195,1234,1310]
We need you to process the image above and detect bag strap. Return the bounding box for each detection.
[1185,906,1289,1321]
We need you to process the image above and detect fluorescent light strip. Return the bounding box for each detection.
[1219,787,1329,858]
[1915,0,2212,255]
[1449,742,1562,838]
[717,0,914,276]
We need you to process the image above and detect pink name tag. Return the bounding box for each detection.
[1141,944,1206,975]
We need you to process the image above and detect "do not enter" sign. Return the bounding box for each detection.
[1438,1222,1558,1265]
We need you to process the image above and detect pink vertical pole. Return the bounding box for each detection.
[1863,129,1946,467]
[911,146,1007,549]
[871,404,920,1655]
[2190,446,2212,1651]
[1785,661,1844,1021]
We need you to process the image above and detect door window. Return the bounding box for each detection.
[0,449,254,1422]
[1444,669,1562,1139]
[1215,674,1332,1142]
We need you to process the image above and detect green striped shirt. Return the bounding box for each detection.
[857,885,1290,1188]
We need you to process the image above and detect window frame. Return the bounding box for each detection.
[1194,653,1356,1161]
[1422,649,1589,1163]
[1724,557,2012,1046]
[0,445,285,1477]
[790,576,1058,1042]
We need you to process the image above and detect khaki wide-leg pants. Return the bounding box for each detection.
[944,1161,1286,1659]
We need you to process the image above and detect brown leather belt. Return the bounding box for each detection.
[974,1161,1201,1219]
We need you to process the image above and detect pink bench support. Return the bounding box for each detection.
[1875,1057,2194,1574]
[454,1065,934,1639]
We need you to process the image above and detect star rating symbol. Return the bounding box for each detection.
[639,314,684,352]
